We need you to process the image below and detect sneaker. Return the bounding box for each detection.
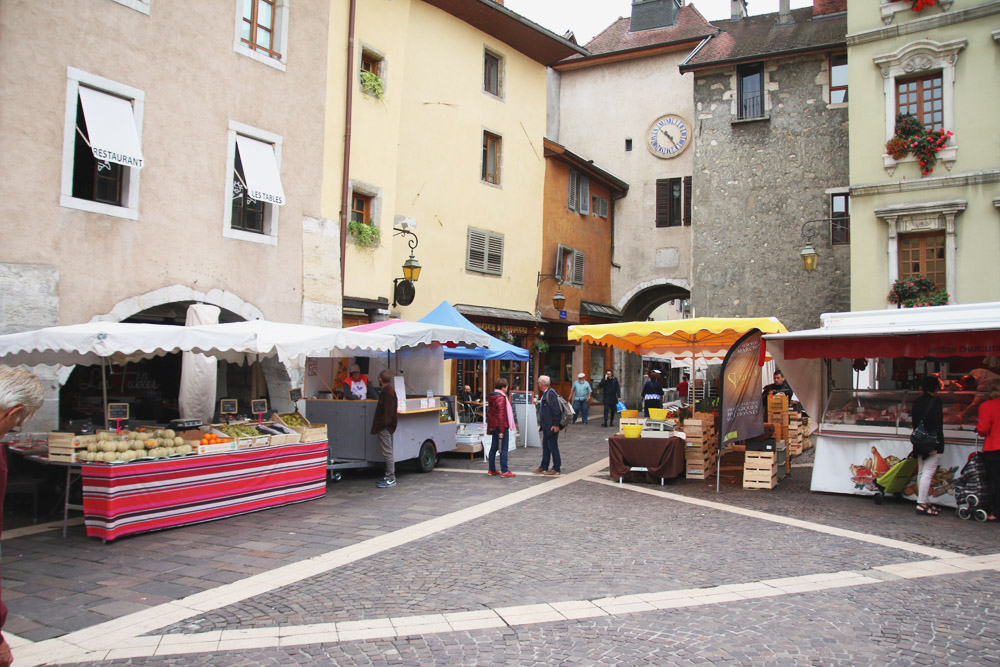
[376,477,396,488]
[543,470,561,476]
[487,470,500,476]
[500,471,516,478]
[531,467,545,474]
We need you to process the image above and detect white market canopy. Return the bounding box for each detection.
[348,319,492,350]
[191,320,395,364]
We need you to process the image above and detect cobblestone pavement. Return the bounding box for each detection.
[1,422,996,666]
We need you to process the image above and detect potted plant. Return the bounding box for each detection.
[532,339,549,354]
[360,71,383,99]
[347,220,380,249]
[884,113,953,176]
[887,276,949,307]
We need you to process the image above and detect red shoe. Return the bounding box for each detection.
[487,470,500,476]
[500,471,516,478]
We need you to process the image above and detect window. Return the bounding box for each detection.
[466,227,504,275]
[556,245,585,287]
[592,195,609,219]
[830,53,848,104]
[360,49,384,97]
[737,63,764,119]
[351,193,371,225]
[831,193,850,245]
[655,176,691,228]
[567,170,590,214]
[625,139,633,152]
[234,0,288,70]
[61,68,144,220]
[899,232,945,288]
[361,53,380,75]
[897,73,943,132]
[483,49,503,98]
[109,0,151,14]
[482,131,502,185]
[224,121,285,245]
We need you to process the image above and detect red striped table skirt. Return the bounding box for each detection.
[82,440,328,542]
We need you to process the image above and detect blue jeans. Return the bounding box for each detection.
[573,398,589,423]
[541,428,561,472]
[489,428,509,473]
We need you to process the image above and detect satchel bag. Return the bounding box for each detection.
[909,396,940,457]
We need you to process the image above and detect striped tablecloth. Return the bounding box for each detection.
[82,440,328,542]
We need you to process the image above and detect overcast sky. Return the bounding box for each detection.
[504,0,813,45]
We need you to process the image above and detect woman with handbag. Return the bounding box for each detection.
[974,377,1000,521]
[911,375,945,515]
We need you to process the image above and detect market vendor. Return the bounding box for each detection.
[343,365,372,400]
[762,371,793,402]
[958,368,1000,421]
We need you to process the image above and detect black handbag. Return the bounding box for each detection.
[910,397,940,456]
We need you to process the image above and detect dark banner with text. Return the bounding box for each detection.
[719,329,765,447]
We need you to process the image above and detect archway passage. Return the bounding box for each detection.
[619,282,691,323]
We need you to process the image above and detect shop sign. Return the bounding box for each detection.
[559,311,567,320]
[107,403,129,421]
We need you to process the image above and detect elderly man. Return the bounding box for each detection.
[532,375,562,476]
[0,367,45,667]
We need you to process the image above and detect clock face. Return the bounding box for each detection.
[647,114,690,159]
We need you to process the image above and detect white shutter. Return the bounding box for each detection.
[467,228,487,272]
[578,176,590,215]
[573,250,585,286]
[485,232,504,275]
[599,197,609,218]
[567,170,578,211]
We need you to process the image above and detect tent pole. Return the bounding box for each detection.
[481,359,486,426]
[101,357,109,431]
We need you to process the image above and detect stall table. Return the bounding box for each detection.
[82,440,328,542]
[608,435,685,484]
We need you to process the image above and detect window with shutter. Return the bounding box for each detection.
[682,176,692,226]
[568,170,578,211]
[573,250,585,286]
[655,179,670,227]
[467,227,487,272]
[486,233,504,275]
[578,176,590,215]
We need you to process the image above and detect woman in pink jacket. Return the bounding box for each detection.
[975,378,1000,521]
[486,378,515,478]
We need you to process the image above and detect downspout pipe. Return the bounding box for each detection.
[610,192,625,269]
[340,0,357,295]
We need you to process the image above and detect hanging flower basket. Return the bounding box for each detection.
[887,276,949,308]
[532,339,549,354]
[884,113,952,176]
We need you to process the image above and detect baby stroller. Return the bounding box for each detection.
[872,454,918,505]
[953,450,992,522]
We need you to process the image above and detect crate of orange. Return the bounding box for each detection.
[197,431,238,455]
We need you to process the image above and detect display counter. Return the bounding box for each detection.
[305,396,457,473]
[82,440,329,542]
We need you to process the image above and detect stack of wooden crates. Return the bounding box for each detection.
[743,450,779,489]
[47,432,79,462]
[787,412,812,456]
[684,414,717,480]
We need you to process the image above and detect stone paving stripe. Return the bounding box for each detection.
[583,475,958,559]
[1,517,85,541]
[5,632,31,649]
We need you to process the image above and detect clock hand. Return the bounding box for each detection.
[660,128,678,148]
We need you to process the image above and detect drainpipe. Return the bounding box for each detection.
[340,0,357,295]
[610,192,625,269]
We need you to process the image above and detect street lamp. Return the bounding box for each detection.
[799,218,836,272]
[392,228,420,307]
[537,272,566,311]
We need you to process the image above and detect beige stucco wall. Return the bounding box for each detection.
[847,0,1000,310]
[0,0,331,325]
[339,0,548,318]
[555,49,696,312]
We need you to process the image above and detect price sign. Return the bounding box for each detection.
[219,399,238,415]
[251,399,268,415]
[107,403,129,421]
[288,387,303,402]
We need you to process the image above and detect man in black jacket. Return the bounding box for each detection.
[370,370,398,488]
[598,369,621,428]
[532,375,562,476]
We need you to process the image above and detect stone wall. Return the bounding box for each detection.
[691,54,850,331]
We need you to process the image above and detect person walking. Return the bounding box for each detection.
[570,373,592,424]
[598,369,621,428]
[642,369,664,418]
[912,375,944,515]
[676,374,689,406]
[486,379,515,478]
[0,367,45,667]
[532,375,562,476]
[370,369,398,488]
[975,377,1000,521]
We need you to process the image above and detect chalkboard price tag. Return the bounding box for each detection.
[251,399,268,415]
[107,403,129,421]
[220,399,238,415]
[288,387,303,402]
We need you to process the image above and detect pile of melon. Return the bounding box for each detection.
[77,429,195,463]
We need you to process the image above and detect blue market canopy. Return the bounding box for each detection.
[419,302,529,361]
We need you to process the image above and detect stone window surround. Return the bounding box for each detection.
[109,0,151,15]
[223,120,283,246]
[880,0,953,25]
[483,46,505,101]
[873,38,965,176]
[360,43,387,98]
[60,67,144,221]
[347,180,383,242]
[877,199,966,301]
[818,53,849,109]
[233,0,290,72]
[726,62,775,122]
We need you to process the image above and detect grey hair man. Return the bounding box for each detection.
[532,375,562,476]
[0,366,45,667]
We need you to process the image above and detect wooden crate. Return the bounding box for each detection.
[275,413,328,442]
[744,450,777,470]
[743,472,778,490]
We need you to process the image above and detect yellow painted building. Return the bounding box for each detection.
[847,0,1000,309]
[325,0,584,326]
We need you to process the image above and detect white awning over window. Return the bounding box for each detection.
[236,135,285,206]
[78,86,144,169]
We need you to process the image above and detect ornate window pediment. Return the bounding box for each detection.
[876,200,966,300]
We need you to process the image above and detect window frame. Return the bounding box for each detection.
[233,0,289,72]
[481,130,502,186]
[223,120,282,246]
[829,52,848,105]
[591,195,610,219]
[567,169,590,214]
[655,176,691,228]
[898,231,946,289]
[350,192,372,225]
[895,72,944,132]
[60,67,144,221]
[556,244,585,288]
[483,48,504,99]
[466,227,504,276]
[736,63,765,120]
[831,192,850,245]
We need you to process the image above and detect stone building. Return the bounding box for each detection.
[680,0,851,331]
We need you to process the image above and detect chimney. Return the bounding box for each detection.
[813,0,847,16]
[630,0,683,32]
[777,0,793,25]
[731,0,747,20]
